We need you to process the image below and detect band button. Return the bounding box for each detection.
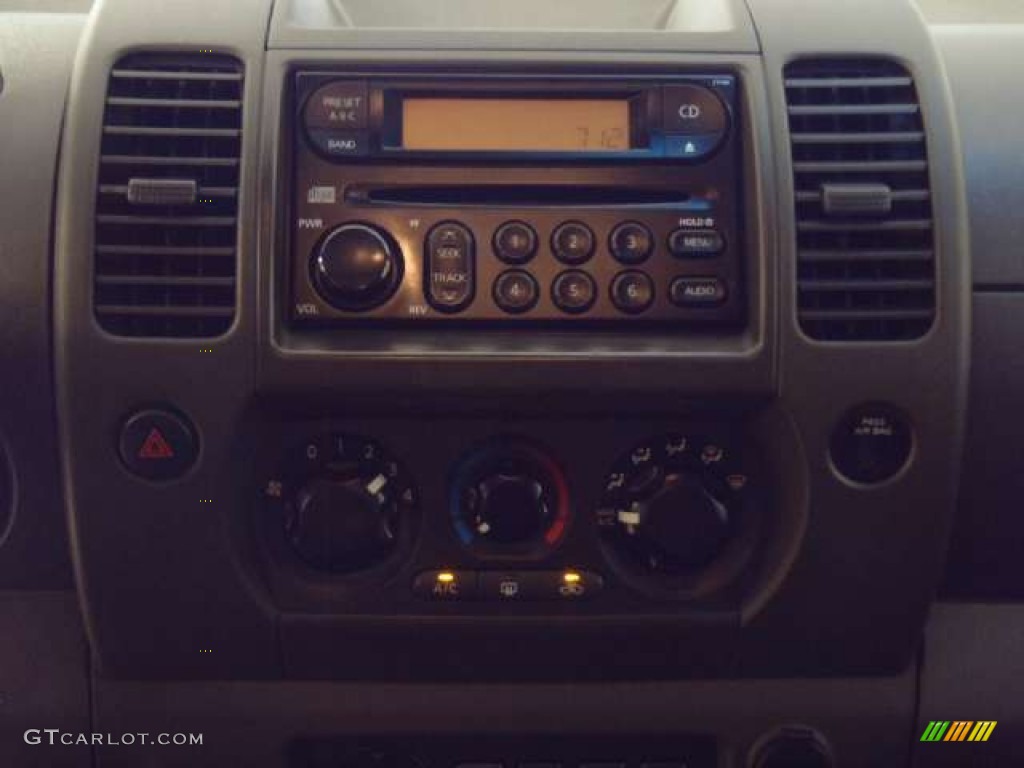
[306,129,371,158]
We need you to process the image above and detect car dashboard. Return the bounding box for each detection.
[0,0,1022,766]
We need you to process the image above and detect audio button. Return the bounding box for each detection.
[670,277,727,307]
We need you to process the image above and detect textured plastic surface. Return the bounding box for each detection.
[916,603,1024,766]
[271,0,759,53]
[942,293,1024,599]
[48,0,969,695]
[92,667,914,767]
[932,23,1024,286]
[0,12,86,588]
[0,591,89,767]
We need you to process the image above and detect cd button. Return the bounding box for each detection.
[611,271,655,314]
[304,81,369,130]
[494,221,538,265]
[670,277,728,307]
[307,129,371,158]
[552,221,595,265]
[662,84,728,135]
[494,270,539,314]
[609,221,653,264]
[669,228,725,257]
[552,270,597,314]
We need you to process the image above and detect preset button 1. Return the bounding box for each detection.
[494,221,538,265]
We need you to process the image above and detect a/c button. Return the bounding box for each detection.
[413,570,478,600]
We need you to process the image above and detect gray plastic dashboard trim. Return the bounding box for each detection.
[268,0,761,53]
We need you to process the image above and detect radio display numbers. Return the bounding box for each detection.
[401,98,632,153]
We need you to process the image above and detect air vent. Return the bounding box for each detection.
[785,58,935,341]
[93,53,243,337]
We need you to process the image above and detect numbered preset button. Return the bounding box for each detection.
[493,220,538,265]
[609,221,653,265]
[551,270,597,314]
[551,221,595,265]
[493,270,540,314]
[610,270,655,314]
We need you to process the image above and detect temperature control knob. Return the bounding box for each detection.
[451,440,570,558]
[312,223,403,311]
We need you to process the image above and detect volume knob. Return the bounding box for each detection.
[312,223,402,311]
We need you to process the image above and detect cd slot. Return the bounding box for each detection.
[346,185,706,209]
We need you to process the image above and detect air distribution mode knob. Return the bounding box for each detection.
[632,471,732,570]
[312,223,403,311]
[597,433,759,594]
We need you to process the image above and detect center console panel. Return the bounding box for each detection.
[53,4,967,742]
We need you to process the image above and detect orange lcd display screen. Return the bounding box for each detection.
[401,98,632,152]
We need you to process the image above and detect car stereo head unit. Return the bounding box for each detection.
[287,71,743,327]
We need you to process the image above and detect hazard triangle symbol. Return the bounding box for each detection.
[138,428,175,460]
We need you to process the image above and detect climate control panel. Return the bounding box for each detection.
[252,417,782,618]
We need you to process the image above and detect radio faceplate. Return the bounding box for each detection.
[288,71,744,327]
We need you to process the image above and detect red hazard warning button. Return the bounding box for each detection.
[138,428,175,460]
[118,409,197,481]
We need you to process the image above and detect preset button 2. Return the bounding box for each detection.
[552,221,595,265]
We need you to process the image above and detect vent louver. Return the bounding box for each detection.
[785,59,935,341]
[93,53,243,338]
